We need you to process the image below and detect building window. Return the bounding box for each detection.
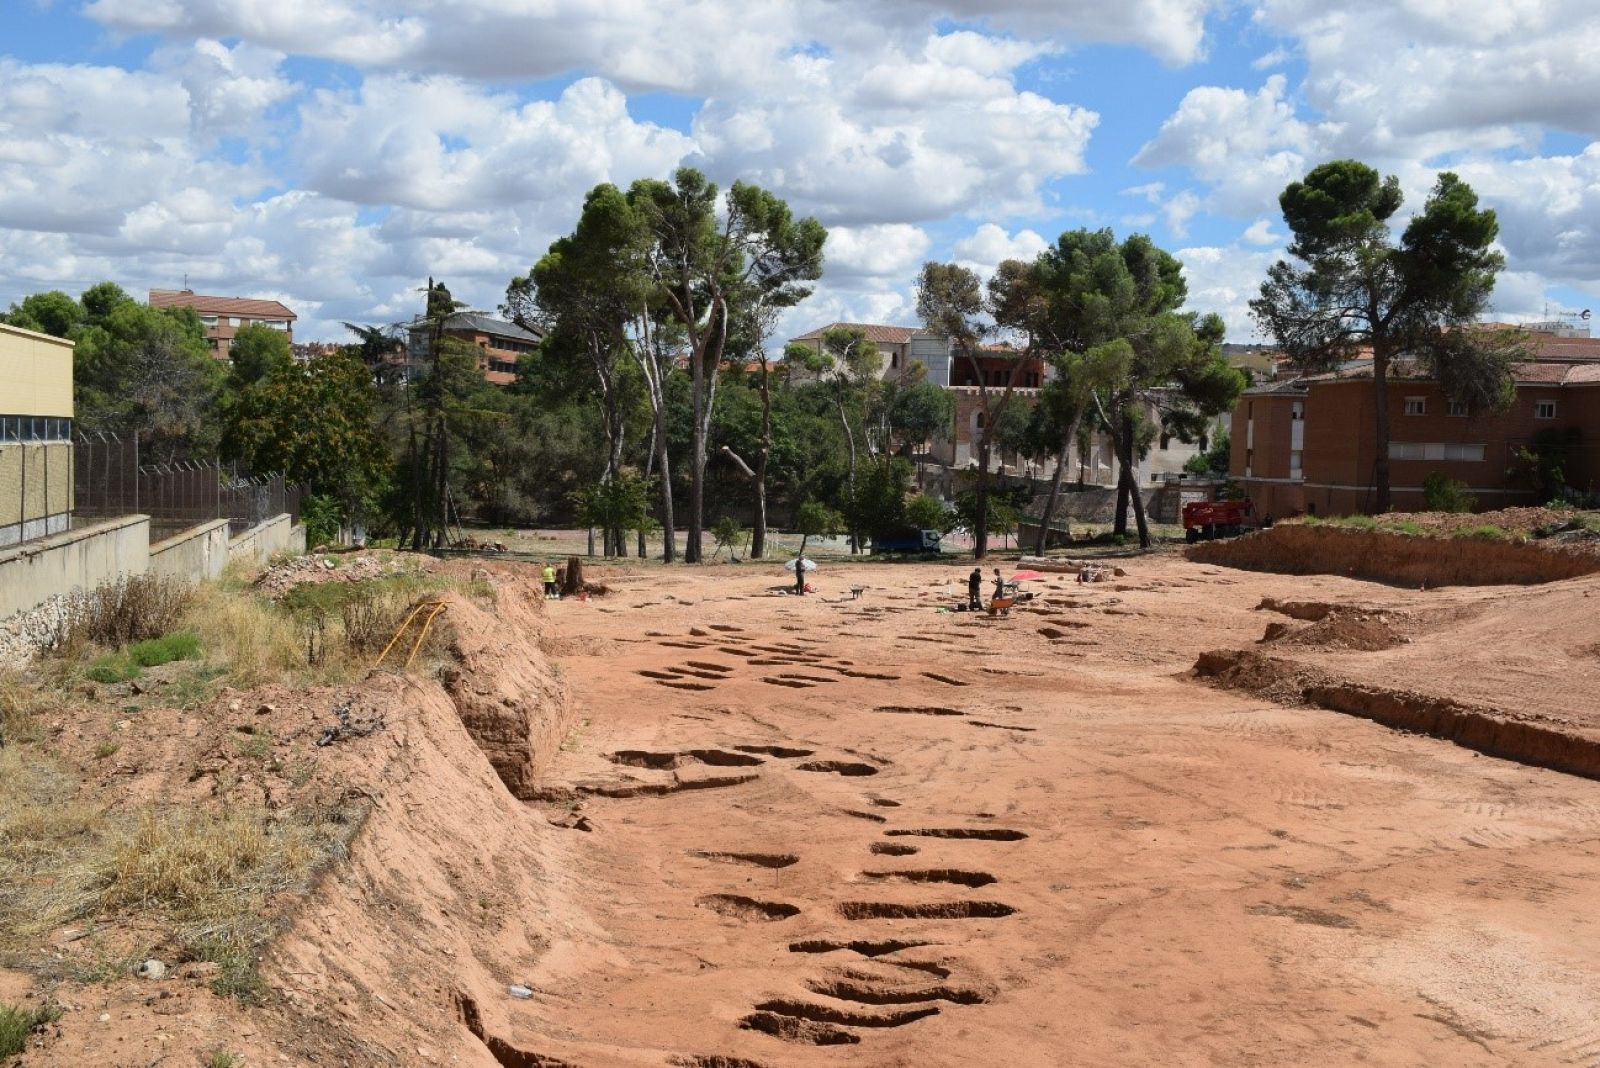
[890,351,900,369]
[1388,442,1485,462]
[1535,400,1556,420]
[1245,448,1253,478]
[1290,450,1303,480]
[1448,400,1469,417]
[1404,397,1426,416]
[1291,401,1304,421]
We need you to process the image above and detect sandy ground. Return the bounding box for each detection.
[496,554,1600,1066]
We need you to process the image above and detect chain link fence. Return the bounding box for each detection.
[74,430,302,540]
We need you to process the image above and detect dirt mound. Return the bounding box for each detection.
[11,565,575,1066]
[1258,605,1408,652]
[253,550,419,599]
[1194,648,1600,781]
[1189,523,1600,587]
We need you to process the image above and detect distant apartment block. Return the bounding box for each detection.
[0,323,74,546]
[787,322,956,385]
[407,312,544,386]
[148,289,296,361]
[1232,322,1600,517]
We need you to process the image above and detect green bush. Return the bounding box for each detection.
[86,656,141,684]
[1423,472,1476,513]
[0,1002,61,1057]
[1457,524,1510,541]
[300,494,343,548]
[128,631,201,668]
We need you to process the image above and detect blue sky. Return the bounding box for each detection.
[2,0,1596,343]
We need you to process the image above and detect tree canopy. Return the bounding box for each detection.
[1251,160,1516,511]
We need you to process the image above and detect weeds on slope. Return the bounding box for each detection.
[0,747,361,1000]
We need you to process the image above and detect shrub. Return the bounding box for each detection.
[86,656,140,684]
[52,574,193,652]
[1457,524,1510,541]
[0,1002,61,1057]
[1423,472,1476,513]
[128,631,201,668]
[300,493,343,548]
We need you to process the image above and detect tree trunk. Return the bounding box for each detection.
[1114,430,1151,548]
[839,401,859,553]
[655,403,676,562]
[640,418,658,559]
[561,555,585,597]
[973,431,991,561]
[1372,347,1392,514]
[752,365,772,559]
[1033,437,1072,555]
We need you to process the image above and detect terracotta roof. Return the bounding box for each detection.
[1303,359,1600,388]
[789,322,919,345]
[149,289,295,321]
[1242,377,1309,396]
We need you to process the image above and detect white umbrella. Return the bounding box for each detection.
[784,557,818,572]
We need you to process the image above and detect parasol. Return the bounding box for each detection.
[784,557,818,572]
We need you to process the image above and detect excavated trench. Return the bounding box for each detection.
[1194,648,1600,781]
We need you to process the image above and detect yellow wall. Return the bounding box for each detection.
[0,322,74,418]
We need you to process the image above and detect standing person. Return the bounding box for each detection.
[542,562,559,599]
[992,567,1007,604]
[793,558,807,596]
[967,567,983,611]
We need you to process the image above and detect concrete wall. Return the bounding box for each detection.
[0,514,149,619]
[228,513,302,566]
[149,519,231,583]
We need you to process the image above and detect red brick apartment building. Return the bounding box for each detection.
[407,312,544,386]
[1233,331,1600,516]
[148,289,295,360]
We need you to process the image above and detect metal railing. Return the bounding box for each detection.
[74,430,301,539]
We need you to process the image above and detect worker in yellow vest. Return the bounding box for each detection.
[542,563,559,599]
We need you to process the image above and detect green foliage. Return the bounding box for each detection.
[1184,427,1232,476]
[86,656,141,684]
[222,349,391,521]
[62,284,224,455]
[1510,427,1582,502]
[905,494,955,533]
[85,631,200,683]
[884,380,954,450]
[953,490,1019,537]
[1457,524,1509,541]
[129,631,201,668]
[301,494,343,547]
[2,290,83,337]
[1252,161,1515,510]
[710,516,748,560]
[794,500,845,539]
[842,458,915,539]
[0,1001,61,1057]
[227,323,293,388]
[573,471,654,540]
[1422,472,1476,513]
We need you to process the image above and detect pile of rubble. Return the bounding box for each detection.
[253,552,415,600]
[0,593,70,670]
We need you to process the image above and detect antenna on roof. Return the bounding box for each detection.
[182,273,189,292]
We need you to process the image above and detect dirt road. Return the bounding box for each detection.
[486,557,1600,1066]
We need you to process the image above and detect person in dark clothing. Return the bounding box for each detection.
[992,568,1007,603]
[794,558,807,595]
[967,567,983,610]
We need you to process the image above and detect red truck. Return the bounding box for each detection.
[1182,499,1255,542]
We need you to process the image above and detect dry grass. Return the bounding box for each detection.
[186,582,323,688]
[0,748,360,998]
[46,574,194,654]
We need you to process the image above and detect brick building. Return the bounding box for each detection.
[407,312,544,386]
[148,289,296,361]
[1233,352,1600,517]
